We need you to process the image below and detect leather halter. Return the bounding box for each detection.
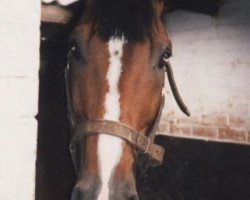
[65,64,165,173]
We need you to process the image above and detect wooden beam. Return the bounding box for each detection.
[41,4,72,24]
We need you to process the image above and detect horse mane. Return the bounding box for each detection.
[88,0,155,41]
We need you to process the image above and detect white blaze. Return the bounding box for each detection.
[97,37,126,200]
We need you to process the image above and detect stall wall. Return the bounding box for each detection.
[159,0,250,144]
[0,1,40,199]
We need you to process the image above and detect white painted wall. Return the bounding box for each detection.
[0,1,40,199]
[160,0,250,144]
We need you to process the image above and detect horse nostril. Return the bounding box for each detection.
[71,187,84,200]
[129,195,139,200]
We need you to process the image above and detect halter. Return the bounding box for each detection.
[65,64,165,173]
[65,53,191,173]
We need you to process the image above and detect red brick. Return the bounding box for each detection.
[201,114,228,126]
[218,128,247,142]
[176,116,200,124]
[158,123,170,133]
[247,131,250,143]
[229,116,250,129]
[161,111,176,123]
[193,126,218,138]
[170,123,192,136]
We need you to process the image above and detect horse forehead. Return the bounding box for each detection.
[85,38,147,64]
[73,26,154,54]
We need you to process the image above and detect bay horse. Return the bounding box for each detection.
[65,0,190,199]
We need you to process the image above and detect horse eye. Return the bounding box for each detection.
[162,49,172,62]
[158,49,171,70]
[69,43,81,60]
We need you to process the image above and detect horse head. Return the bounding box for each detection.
[64,0,189,199]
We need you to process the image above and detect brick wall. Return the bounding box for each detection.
[159,0,250,144]
[0,1,40,199]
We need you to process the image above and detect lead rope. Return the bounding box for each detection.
[164,59,190,117]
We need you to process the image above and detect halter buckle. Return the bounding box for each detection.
[136,132,150,154]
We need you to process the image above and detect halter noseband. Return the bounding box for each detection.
[65,64,165,173]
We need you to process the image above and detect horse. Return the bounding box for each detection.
[64,0,190,199]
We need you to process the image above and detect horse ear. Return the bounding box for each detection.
[153,0,165,18]
[41,4,73,24]
[41,0,87,24]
